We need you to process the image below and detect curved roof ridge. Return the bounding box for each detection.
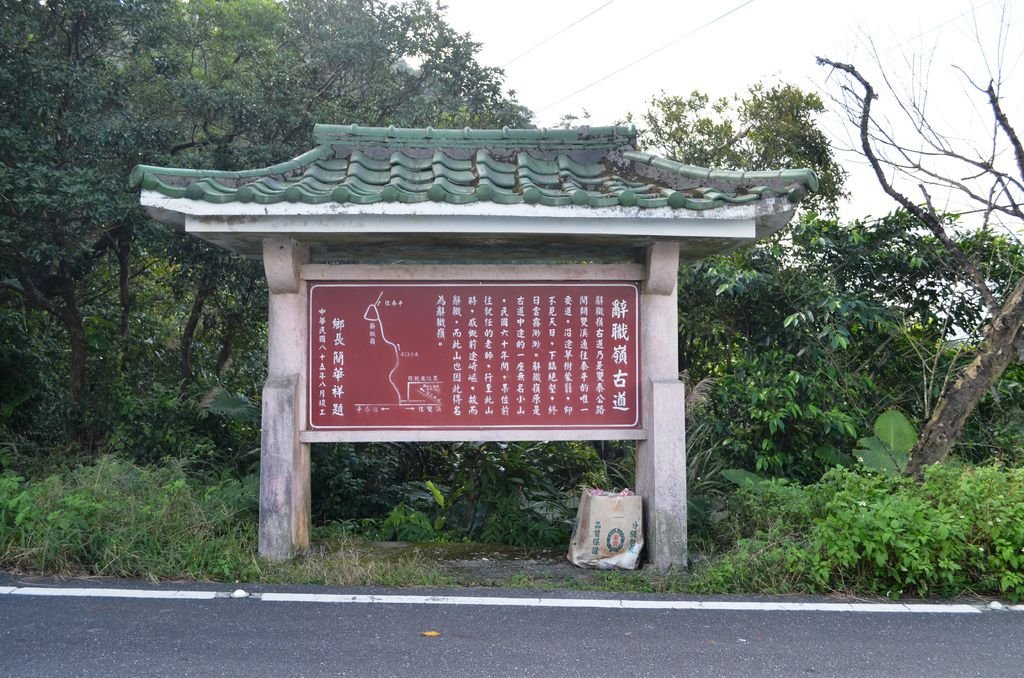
[130,145,334,190]
[314,123,637,150]
[623,150,820,193]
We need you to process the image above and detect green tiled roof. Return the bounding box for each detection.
[131,125,818,210]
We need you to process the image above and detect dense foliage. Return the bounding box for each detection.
[680,213,1024,480]
[0,0,528,465]
[311,440,606,547]
[3,455,1021,600]
[0,455,261,579]
[690,463,1024,600]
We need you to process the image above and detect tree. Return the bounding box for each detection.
[631,83,856,477]
[142,0,529,168]
[633,78,1024,478]
[0,0,175,421]
[0,0,530,450]
[817,24,1024,474]
[673,210,1020,479]
[632,83,847,215]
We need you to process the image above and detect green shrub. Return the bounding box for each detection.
[106,384,260,474]
[808,469,965,596]
[0,455,262,580]
[323,440,601,548]
[694,464,1024,600]
[805,465,1024,598]
[918,464,1024,596]
[376,503,441,542]
[687,477,819,592]
[310,443,412,524]
[478,491,574,547]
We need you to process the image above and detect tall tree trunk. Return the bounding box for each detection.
[56,281,89,444]
[213,272,263,376]
[215,316,237,376]
[179,278,215,396]
[116,226,132,370]
[908,278,1024,475]
[62,303,87,408]
[15,274,87,409]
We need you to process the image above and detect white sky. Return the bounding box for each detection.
[437,0,1022,221]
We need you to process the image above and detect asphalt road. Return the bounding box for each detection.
[1,579,1022,677]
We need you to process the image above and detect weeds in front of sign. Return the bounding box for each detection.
[0,455,263,581]
[264,538,454,588]
[316,440,605,548]
[378,503,443,542]
[3,453,1022,600]
[684,464,1024,600]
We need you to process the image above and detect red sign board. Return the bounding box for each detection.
[308,282,641,431]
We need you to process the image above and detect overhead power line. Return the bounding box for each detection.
[881,0,997,55]
[502,1,617,67]
[536,0,757,114]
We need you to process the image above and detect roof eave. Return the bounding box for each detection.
[140,189,793,220]
[140,189,794,262]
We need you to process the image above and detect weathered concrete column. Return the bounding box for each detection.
[259,238,311,560]
[636,241,687,570]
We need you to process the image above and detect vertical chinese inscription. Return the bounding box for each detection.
[313,308,347,420]
[308,282,639,430]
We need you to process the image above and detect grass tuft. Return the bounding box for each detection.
[0,455,262,581]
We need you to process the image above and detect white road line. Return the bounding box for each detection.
[258,592,982,614]
[8,587,218,600]
[0,586,996,613]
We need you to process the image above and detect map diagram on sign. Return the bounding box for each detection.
[358,291,443,413]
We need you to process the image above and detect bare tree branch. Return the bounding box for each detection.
[3,276,61,319]
[987,81,1024,183]
[816,57,1001,316]
[819,19,1024,474]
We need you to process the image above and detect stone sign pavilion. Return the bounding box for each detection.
[132,124,816,570]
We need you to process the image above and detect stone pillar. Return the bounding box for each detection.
[259,238,311,560]
[636,241,687,570]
